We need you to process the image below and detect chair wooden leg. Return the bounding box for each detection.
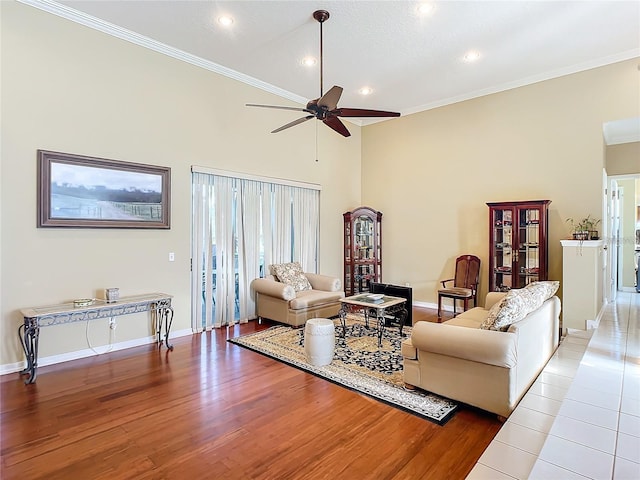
[452,299,457,317]
[437,295,442,321]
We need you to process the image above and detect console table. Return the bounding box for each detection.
[19,293,174,384]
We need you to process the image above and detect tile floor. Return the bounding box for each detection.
[467,291,640,479]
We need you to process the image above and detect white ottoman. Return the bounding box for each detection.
[304,318,335,366]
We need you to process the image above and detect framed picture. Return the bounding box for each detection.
[37,150,171,228]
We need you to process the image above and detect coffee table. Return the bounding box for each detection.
[338,294,408,347]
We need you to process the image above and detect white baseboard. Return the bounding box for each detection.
[0,328,192,376]
[413,300,438,310]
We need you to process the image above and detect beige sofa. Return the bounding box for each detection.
[402,290,560,417]
[251,273,345,327]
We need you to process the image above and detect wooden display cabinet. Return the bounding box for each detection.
[343,207,382,295]
[487,200,551,292]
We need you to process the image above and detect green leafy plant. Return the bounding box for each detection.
[566,215,601,240]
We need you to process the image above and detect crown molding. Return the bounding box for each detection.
[402,50,640,118]
[18,0,309,107]
[18,0,365,127]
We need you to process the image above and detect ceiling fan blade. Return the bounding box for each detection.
[332,108,401,118]
[317,86,343,110]
[323,116,351,137]
[246,103,312,114]
[272,115,315,134]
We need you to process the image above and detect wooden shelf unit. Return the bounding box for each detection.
[343,206,382,296]
[487,200,551,292]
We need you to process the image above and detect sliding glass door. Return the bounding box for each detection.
[191,168,320,331]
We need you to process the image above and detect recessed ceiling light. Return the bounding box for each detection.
[417,3,435,15]
[463,50,481,62]
[359,87,373,95]
[217,15,234,27]
[301,56,317,67]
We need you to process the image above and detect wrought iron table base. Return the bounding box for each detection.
[154,299,175,351]
[338,302,408,348]
[18,322,40,384]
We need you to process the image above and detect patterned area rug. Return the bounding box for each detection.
[228,316,457,425]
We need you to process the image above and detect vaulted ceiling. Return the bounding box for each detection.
[23,0,640,139]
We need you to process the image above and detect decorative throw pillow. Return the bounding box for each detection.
[480,281,560,331]
[480,289,531,331]
[524,281,559,301]
[480,296,508,330]
[271,262,312,292]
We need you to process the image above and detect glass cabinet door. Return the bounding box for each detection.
[354,215,374,292]
[491,207,514,291]
[487,200,550,292]
[344,219,352,291]
[515,206,542,288]
[355,215,374,260]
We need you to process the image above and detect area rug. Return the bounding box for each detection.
[228,316,457,425]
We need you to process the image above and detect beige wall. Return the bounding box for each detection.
[361,59,640,304]
[0,2,361,367]
[606,142,640,176]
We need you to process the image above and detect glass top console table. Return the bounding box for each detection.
[338,294,408,348]
[18,293,174,384]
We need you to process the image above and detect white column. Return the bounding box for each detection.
[560,240,604,330]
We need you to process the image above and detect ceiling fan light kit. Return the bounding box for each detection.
[246,10,400,138]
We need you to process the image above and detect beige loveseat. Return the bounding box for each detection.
[402,286,560,417]
[251,270,344,327]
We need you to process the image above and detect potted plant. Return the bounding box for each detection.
[566,215,601,240]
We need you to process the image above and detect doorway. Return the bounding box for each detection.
[605,174,640,297]
[603,118,640,300]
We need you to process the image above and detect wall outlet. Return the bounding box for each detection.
[169,252,175,262]
[109,318,117,330]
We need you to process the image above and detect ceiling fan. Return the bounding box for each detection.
[246,10,400,138]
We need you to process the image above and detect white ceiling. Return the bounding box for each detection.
[603,117,640,145]
[23,0,640,135]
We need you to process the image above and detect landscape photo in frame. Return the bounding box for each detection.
[37,150,171,228]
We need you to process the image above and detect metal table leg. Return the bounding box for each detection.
[338,303,349,345]
[398,307,408,338]
[18,318,39,384]
[376,308,386,347]
[156,301,174,350]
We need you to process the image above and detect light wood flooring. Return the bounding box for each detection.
[1,306,501,479]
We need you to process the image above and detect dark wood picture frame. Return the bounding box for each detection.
[37,150,171,229]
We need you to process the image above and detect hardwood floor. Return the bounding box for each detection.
[1,307,500,479]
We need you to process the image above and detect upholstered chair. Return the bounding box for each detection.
[251,262,344,327]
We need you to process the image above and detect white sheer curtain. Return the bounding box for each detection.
[192,173,215,332]
[261,184,274,272]
[292,187,320,273]
[236,179,261,321]
[191,167,320,331]
[269,184,292,265]
[213,176,235,327]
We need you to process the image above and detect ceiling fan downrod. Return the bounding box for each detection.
[313,10,330,97]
